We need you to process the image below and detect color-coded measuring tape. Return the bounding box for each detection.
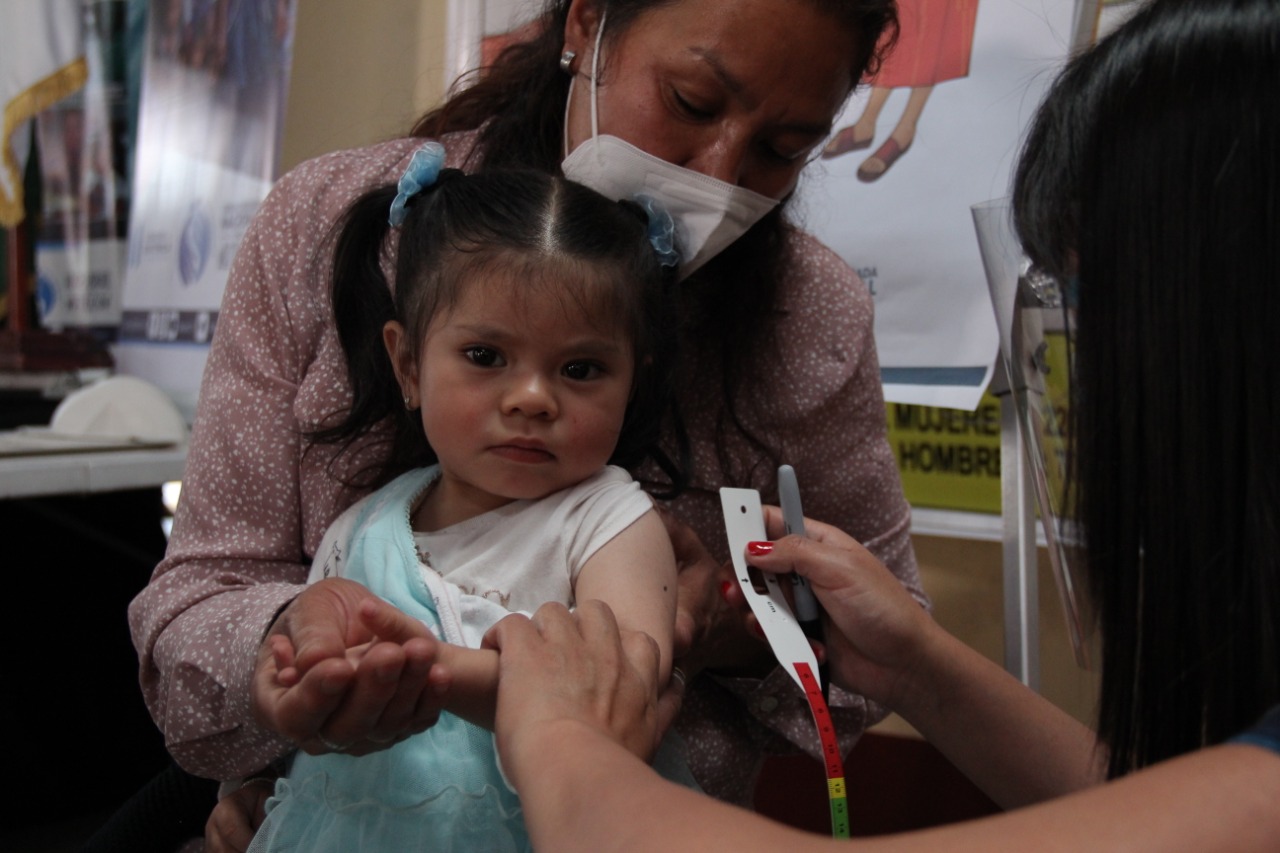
[719,487,851,839]
[794,661,849,838]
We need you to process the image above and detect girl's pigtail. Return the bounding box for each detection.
[309,184,416,485]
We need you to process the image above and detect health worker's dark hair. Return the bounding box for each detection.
[1013,0,1280,779]
[313,167,687,496]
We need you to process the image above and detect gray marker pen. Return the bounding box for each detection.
[778,464,828,697]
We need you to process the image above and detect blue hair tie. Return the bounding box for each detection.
[634,194,680,269]
[389,141,447,227]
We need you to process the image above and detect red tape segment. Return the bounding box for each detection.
[794,661,850,838]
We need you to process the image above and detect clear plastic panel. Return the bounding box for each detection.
[972,199,1092,669]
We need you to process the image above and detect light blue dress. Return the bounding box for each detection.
[249,467,697,852]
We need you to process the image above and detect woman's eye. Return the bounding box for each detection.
[463,346,503,367]
[672,88,714,120]
[562,361,603,381]
[760,139,810,165]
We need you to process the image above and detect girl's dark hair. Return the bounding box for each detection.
[1013,0,1280,778]
[413,0,897,480]
[314,166,687,495]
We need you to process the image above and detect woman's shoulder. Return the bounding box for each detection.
[778,229,874,321]
[766,229,878,392]
[269,133,480,219]
[269,139,422,216]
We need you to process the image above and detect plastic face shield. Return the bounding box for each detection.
[972,199,1092,669]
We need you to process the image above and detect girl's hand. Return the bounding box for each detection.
[745,506,935,709]
[486,602,668,791]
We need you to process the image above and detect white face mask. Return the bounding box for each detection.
[560,19,779,279]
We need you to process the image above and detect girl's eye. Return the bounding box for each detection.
[562,360,603,381]
[464,346,504,367]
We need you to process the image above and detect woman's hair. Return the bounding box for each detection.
[314,167,687,495]
[413,0,898,480]
[1013,0,1280,778]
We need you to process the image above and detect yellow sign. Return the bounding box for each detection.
[888,332,1071,515]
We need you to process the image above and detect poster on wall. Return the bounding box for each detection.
[799,0,1085,409]
[803,0,1146,410]
[116,0,296,416]
[444,0,536,89]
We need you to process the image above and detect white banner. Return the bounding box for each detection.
[800,0,1079,408]
[118,0,296,415]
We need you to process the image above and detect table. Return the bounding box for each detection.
[0,445,188,499]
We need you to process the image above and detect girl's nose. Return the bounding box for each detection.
[502,372,557,419]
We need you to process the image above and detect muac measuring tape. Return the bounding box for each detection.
[720,487,850,839]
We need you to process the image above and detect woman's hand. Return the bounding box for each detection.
[660,508,772,679]
[485,601,681,792]
[251,578,448,755]
[745,506,935,708]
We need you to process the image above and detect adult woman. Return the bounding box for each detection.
[129,0,923,805]
[486,0,1280,848]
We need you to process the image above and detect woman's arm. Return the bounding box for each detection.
[126,140,434,779]
[491,604,1280,853]
[515,724,1280,852]
[748,506,1102,808]
[658,238,928,782]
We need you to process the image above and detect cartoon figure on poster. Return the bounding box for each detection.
[822,0,979,182]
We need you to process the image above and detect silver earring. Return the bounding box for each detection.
[559,49,576,74]
[403,394,415,411]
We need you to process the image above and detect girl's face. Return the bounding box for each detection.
[562,0,860,199]
[385,270,635,522]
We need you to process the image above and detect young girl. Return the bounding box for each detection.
[248,143,692,852]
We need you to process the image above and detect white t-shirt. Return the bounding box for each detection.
[309,465,653,617]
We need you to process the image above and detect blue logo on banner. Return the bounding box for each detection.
[36,273,58,321]
[179,203,213,285]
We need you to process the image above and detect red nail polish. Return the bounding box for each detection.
[746,541,773,556]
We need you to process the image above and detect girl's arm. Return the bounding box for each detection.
[309,507,675,735]
[574,508,678,685]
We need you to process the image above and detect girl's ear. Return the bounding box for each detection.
[563,0,602,59]
[382,321,419,408]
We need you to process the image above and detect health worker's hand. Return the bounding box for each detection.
[746,506,934,709]
[486,602,678,792]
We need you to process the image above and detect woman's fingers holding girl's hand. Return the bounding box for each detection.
[252,582,442,756]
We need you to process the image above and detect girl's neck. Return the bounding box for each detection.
[412,471,516,532]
